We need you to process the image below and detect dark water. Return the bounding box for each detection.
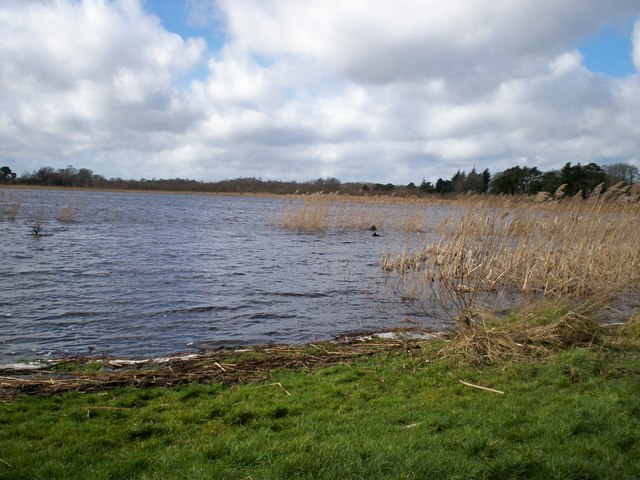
[0,189,451,363]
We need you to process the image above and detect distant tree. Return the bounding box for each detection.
[419,179,435,193]
[451,170,467,193]
[1,166,17,182]
[464,167,484,193]
[490,166,543,195]
[406,182,416,189]
[435,178,452,193]
[604,163,638,186]
[561,162,604,196]
[540,170,562,194]
[361,184,370,192]
[481,168,491,193]
[373,183,394,192]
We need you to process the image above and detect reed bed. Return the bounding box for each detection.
[278,186,640,232]
[381,198,640,325]
[278,193,432,232]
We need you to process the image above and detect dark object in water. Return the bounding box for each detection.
[368,225,377,231]
[372,232,380,237]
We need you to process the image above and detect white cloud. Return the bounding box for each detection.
[633,19,640,70]
[1,0,639,183]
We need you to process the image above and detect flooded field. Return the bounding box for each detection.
[0,189,454,363]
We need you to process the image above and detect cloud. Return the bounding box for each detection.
[0,0,205,166]
[633,19,640,70]
[1,0,639,183]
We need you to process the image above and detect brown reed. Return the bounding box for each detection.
[0,189,23,221]
[56,198,80,222]
[278,187,639,233]
[381,197,640,323]
[440,301,603,364]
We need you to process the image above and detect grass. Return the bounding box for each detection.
[1,320,639,479]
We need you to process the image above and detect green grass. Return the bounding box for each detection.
[1,342,639,479]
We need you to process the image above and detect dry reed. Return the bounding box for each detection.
[0,190,23,221]
[57,198,80,222]
[277,194,433,232]
[381,198,640,323]
[440,301,602,364]
[278,188,640,233]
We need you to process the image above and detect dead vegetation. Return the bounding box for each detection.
[381,198,640,323]
[0,338,412,401]
[440,301,604,365]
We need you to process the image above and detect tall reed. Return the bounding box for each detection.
[57,198,80,222]
[0,189,23,221]
[278,194,433,232]
[278,189,640,233]
[381,198,640,325]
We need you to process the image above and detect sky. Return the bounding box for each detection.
[1,0,639,184]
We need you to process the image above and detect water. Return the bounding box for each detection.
[0,189,449,363]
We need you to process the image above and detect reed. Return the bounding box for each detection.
[278,194,433,232]
[56,198,79,222]
[381,198,640,325]
[278,188,640,232]
[440,300,604,364]
[0,189,23,221]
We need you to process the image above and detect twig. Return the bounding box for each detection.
[0,458,13,468]
[459,380,504,395]
[310,343,329,353]
[214,362,227,373]
[269,382,291,396]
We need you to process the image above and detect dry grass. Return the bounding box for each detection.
[0,339,405,401]
[440,301,603,364]
[381,198,640,323]
[0,189,23,221]
[277,193,433,232]
[278,188,640,232]
[621,311,640,343]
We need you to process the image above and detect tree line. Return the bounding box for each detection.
[2,161,637,197]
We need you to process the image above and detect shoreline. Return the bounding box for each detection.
[0,329,445,401]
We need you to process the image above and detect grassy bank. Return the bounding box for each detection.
[1,321,639,479]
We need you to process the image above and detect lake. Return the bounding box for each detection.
[0,188,453,363]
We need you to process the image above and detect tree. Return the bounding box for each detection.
[561,162,604,196]
[419,179,435,193]
[481,168,491,193]
[451,170,467,193]
[1,166,17,182]
[464,167,484,193]
[604,163,638,186]
[490,166,543,195]
[435,178,452,193]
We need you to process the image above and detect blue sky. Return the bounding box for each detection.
[1,0,639,183]
[144,0,227,51]
[579,23,636,77]
[145,1,638,79]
